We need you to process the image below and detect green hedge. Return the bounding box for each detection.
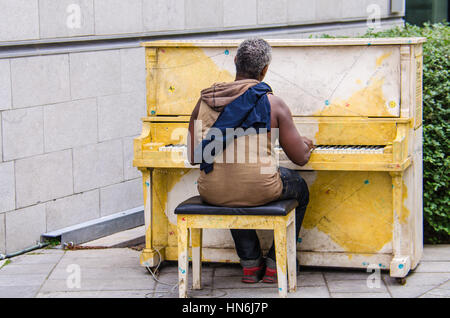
[364,23,449,244]
[320,23,449,243]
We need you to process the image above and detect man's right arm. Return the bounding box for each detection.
[272,95,313,166]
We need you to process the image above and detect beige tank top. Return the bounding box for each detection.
[196,99,282,207]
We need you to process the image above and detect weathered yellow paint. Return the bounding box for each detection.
[155,47,234,115]
[304,117,397,145]
[400,181,410,224]
[320,78,392,117]
[149,122,189,145]
[135,39,424,276]
[177,210,295,297]
[307,118,397,146]
[145,48,158,117]
[186,213,293,230]
[376,51,393,67]
[274,221,287,274]
[302,171,394,253]
[152,169,190,248]
[177,215,189,297]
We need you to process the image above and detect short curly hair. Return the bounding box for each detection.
[235,38,272,79]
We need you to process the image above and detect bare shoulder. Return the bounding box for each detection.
[267,94,291,118]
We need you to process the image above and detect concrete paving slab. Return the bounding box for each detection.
[213,275,276,289]
[0,285,41,298]
[413,261,450,273]
[297,272,326,287]
[419,293,449,298]
[384,273,450,298]
[153,286,217,298]
[422,245,450,262]
[157,262,214,274]
[155,269,214,288]
[0,245,448,298]
[0,263,55,275]
[37,290,152,298]
[422,288,450,297]
[212,263,243,277]
[331,292,391,298]
[436,280,450,290]
[327,279,388,293]
[324,270,389,281]
[57,256,140,268]
[10,253,63,265]
[48,265,149,280]
[0,273,48,287]
[40,277,156,292]
[63,248,140,258]
[209,288,281,298]
[386,285,438,298]
[287,286,330,298]
[153,270,214,298]
[384,272,450,287]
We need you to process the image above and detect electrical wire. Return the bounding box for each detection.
[144,248,227,298]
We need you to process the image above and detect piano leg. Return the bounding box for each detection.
[139,168,162,268]
[389,171,411,278]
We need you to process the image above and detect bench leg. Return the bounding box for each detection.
[177,215,189,298]
[191,228,202,290]
[287,215,297,292]
[274,221,288,298]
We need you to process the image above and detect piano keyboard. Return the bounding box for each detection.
[158,144,187,152]
[157,144,385,154]
[311,145,384,154]
[275,145,385,154]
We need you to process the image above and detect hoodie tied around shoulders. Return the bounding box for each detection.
[194,79,282,207]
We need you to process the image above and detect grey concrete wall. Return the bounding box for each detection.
[0,47,146,254]
[0,0,405,255]
[0,0,404,43]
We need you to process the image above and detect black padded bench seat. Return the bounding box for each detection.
[174,196,298,216]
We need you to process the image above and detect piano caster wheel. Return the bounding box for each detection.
[396,277,407,285]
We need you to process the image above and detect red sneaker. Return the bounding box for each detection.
[262,257,277,283]
[241,258,265,284]
[242,265,265,283]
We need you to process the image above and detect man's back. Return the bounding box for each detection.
[187,37,313,207]
[192,80,283,207]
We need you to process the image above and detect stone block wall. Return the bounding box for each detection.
[0,0,404,254]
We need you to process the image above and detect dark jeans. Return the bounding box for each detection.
[230,167,309,262]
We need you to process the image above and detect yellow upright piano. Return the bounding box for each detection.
[133,38,425,278]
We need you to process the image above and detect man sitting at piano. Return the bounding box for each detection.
[188,38,313,284]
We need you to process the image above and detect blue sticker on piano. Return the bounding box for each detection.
[224,49,229,55]
[325,100,330,106]
[398,264,404,269]
[364,180,369,184]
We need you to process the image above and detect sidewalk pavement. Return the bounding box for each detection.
[0,245,449,298]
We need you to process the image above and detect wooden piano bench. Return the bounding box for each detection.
[174,196,299,298]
